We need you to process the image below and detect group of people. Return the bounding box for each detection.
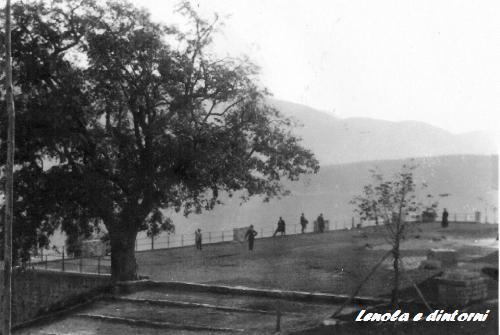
[244,213,326,250]
[194,213,327,252]
[195,208,453,252]
[272,213,326,236]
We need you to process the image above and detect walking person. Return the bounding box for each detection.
[300,213,308,233]
[317,213,325,233]
[195,228,202,250]
[245,225,258,250]
[273,217,286,237]
[441,208,449,228]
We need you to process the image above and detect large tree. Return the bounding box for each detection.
[0,0,319,280]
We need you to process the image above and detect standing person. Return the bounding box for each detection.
[273,217,286,237]
[245,225,258,250]
[195,228,202,250]
[317,213,325,233]
[441,208,449,228]
[300,213,308,233]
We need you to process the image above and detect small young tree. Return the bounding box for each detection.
[352,163,431,305]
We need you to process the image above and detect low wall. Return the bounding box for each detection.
[0,268,112,327]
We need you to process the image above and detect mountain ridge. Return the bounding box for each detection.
[267,98,497,165]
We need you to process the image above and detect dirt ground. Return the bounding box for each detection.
[136,222,498,300]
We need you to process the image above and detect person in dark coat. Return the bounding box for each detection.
[317,213,325,233]
[273,217,286,237]
[441,208,449,228]
[245,225,258,250]
[300,213,308,233]
[195,228,202,250]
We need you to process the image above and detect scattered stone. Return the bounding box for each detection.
[322,318,341,326]
[481,267,498,280]
[427,248,458,267]
[437,270,488,306]
[352,232,369,239]
[420,259,441,270]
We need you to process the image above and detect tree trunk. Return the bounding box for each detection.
[3,1,15,333]
[391,242,400,306]
[109,227,138,281]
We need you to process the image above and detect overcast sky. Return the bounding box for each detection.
[130,0,499,134]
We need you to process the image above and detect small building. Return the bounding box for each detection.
[81,239,108,257]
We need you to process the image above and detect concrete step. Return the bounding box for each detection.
[83,299,322,333]
[15,315,228,335]
[120,287,345,315]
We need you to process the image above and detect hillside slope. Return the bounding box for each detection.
[156,155,498,236]
[49,155,497,247]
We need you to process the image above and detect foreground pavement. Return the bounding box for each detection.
[15,284,362,334]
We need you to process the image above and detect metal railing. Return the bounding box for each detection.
[30,248,111,274]
[134,220,353,252]
[29,211,494,274]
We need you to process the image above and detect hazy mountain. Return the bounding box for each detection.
[268,99,498,165]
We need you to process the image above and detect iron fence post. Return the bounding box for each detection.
[276,309,281,332]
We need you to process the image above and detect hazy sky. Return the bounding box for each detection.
[130,0,499,134]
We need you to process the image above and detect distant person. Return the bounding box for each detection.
[245,225,258,250]
[300,213,309,233]
[317,213,325,233]
[195,228,202,250]
[273,217,286,237]
[441,209,449,228]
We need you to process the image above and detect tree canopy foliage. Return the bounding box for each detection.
[0,0,319,279]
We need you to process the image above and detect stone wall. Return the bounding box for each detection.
[0,268,112,327]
